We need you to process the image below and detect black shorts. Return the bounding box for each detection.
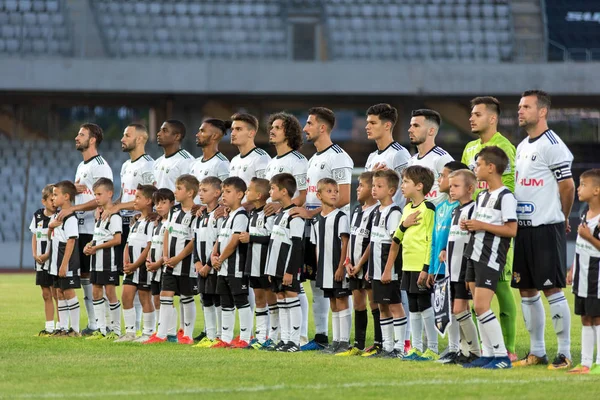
[198,274,218,295]
[451,281,472,300]
[401,271,431,295]
[574,295,600,317]
[323,288,351,298]
[269,276,301,293]
[117,221,130,274]
[512,223,567,290]
[36,270,54,287]
[249,276,271,290]
[78,234,93,274]
[161,274,199,296]
[90,270,120,286]
[53,275,81,290]
[372,279,402,304]
[151,281,161,296]
[466,259,501,291]
[349,276,369,291]
[123,274,151,291]
[216,275,249,296]
[303,237,317,281]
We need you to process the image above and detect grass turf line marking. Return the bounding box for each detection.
[8,376,598,399]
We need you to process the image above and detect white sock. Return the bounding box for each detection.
[109,301,121,334]
[81,279,96,330]
[216,305,222,338]
[521,294,546,357]
[581,325,595,367]
[478,310,507,358]
[476,314,493,357]
[204,305,217,340]
[179,301,185,331]
[422,307,439,353]
[339,307,352,343]
[409,311,423,352]
[93,298,106,334]
[181,296,196,338]
[167,301,178,336]
[255,307,269,343]
[157,297,173,339]
[311,281,329,336]
[103,293,110,322]
[595,325,600,365]
[448,314,460,352]
[298,288,309,339]
[143,312,155,336]
[380,317,394,352]
[331,311,340,343]
[547,292,571,359]
[58,299,69,330]
[66,296,80,333]
[134,292,142,332]
[278,300,290,343]
[45,320,55,332]
[268,303,279,341]
[238,303,253,343]
[393,316,408,351]
[401,290,411,340]
[457,310,481,356]
[248,288,255,313]
[221,307,235,343]
[155,308,160,332]
[123,307,136,334]
[288,298,302,346]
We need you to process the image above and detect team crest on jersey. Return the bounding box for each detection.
[204,170,209,175]
[134,171,138,176]
[320,163,325,170]
[257,219,264,228]
[212,219,217,227]
[166,168,170,174]
[182,215,191,226]
[83,173,87,178]
[280,217,288,227]
[333,169,346,180]
[243,166,248,172]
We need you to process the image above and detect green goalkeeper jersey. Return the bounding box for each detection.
[461,132,516,197]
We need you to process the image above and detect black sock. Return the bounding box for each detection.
[314,333,328,345]
[354,309,368,350]
[371,308,382,345]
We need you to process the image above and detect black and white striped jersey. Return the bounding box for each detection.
[120,154,155,218]
[365,141,411,207]
[406,146,454,206]
[75,155,113,234]
[311,209,350,289]
[125,217,152,284]
[245,206,275,278]
[91,213,122,273]
[264,150,308,198]
[193,208,223,276]
[266,205,305,278]
[465,187,517,271]
[348,203,378,280]
[150,220,166,283]
[29,209,51,271]
[369,204,402,281]
[306,144,354,213]
[573,212,600,299]
[153,149,194,191]
[165,207,195,277]
[447,201,476,282]
[229,147,271,186]
[49,213,80,277]
[217,206,249,278]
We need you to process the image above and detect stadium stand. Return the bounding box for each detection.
[0,0,73,55]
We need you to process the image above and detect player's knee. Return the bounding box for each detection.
[233,294,249,309]
[473,303,489,316]
[542,287,561,298]
[42,289,52,301]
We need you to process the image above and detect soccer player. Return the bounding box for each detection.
[567,169,600,374]
[512,90,575,370]
[154,120,194,192]
[445,169,481,364]
[338,171,377,356]
[145,188,175,336]
[144,175,198,345]
[211,177,252,348]
[311,178,351,354]
[265,173,305,352]
[429,161,470,364]
[55,123,113,336]
[294,107,354,351]
[190,119,231,202]
[83,178,123,341]
[406,109,454,205]
[364,103,412,354]
[30,184,57,336]
[388,166,437,361]
[462,96,518,361]
[240,178,276,348]
[365,170,404,357]
[193,177,224,348]
[462,146,517,369]
[228,113,271,190]
[117,184,157,342]
[48,181,82,337]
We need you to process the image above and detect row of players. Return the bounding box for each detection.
[28,91,600,373]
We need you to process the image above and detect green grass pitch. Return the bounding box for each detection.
[1,273,598,399]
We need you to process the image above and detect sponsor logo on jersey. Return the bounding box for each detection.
[518,178,544,187]
[516,201,536,215]
[426,190,438,198]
